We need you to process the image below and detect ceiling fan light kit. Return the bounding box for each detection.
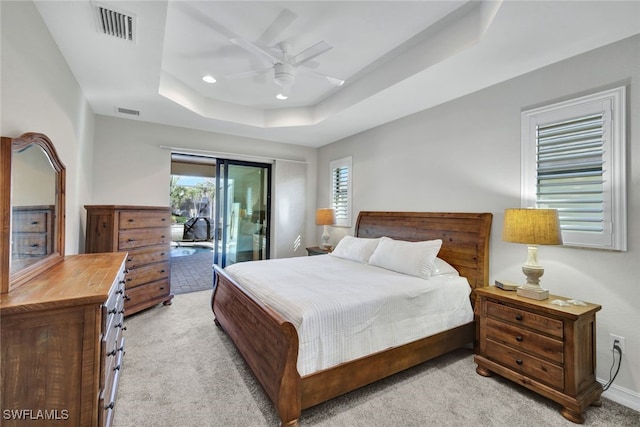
[274,62,295,87]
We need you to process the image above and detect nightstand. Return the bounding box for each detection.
[474,286,602,424]
[305,246,331,256]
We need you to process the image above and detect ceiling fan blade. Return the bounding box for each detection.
[256,8,297,45]
[174,2,237,39]
[292,41,332,66]
[230,38,280,64]
[224,67,272,80]
[300,68,345,86]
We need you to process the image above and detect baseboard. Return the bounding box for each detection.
[599,379,640,412]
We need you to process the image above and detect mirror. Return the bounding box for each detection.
[1,133,65,293]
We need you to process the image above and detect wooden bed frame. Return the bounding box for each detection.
[211,211,492,426]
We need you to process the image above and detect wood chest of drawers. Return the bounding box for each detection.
[0,253,127,427]
[474,286,602,423]
[85,205,173,316]
[11,205,54,261]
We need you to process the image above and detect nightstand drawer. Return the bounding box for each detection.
[485,339,564,390]
[487,300,563,338]
[486,318,563,364]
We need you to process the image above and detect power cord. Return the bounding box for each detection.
[602,340,622,391]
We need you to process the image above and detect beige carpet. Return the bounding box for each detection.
[113,290,639,427]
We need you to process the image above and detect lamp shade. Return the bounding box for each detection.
[502,208,563,245]
[316,208,336,226]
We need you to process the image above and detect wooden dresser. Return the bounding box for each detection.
[0,253,127,427]
[11,205,54,264]
[85,205,173,316]
[474,286,602,423]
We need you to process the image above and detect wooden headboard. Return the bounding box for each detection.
[355,212,492,291]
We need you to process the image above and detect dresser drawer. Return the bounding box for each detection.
[486,318,563,364]
[125,245,170,270]
[12,211,49,232]
[125,262,170,288]
[118,228,170,250]
[11,234,48,255]
[487,300,563,338]
[485,339,564,390]
[124,279,170,311]
[119,210,170,229]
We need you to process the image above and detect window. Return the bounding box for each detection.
[330,156,352,227]
[521,86,626,251]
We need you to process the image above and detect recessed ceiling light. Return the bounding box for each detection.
[202,74,216,84]
[276,93,288,100]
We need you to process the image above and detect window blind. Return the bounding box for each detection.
[536,113,605,233]
[330,156,352,227]
[332,166,349,221]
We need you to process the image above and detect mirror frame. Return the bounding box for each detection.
[0,133,66,293]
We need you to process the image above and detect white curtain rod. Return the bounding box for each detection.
[159,145,308,164]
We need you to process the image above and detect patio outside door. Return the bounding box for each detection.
[214,159,271,268]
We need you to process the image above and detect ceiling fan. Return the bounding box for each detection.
[226,38,345,100]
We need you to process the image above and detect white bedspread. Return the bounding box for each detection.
[224,255,474,376]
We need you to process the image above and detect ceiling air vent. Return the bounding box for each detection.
[93,3,136,42]
[117,107,140,116]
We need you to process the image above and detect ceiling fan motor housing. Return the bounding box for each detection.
[274,62,295,86]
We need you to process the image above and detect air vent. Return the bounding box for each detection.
[117,107,140,116]
[93,3,136,42]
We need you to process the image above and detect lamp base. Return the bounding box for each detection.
[517,286,549,300]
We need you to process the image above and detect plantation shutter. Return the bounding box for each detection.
[536,113,605,232]
[521,86,626,251]
[330,157,352,227]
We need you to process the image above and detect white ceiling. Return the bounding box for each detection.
[34,1,640,147]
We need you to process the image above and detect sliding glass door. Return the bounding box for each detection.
[214,159,271,268]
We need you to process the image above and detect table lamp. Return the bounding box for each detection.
[316,208,335,249]
[502,208,563,300]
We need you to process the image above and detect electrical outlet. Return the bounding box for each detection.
[609,334,625,354]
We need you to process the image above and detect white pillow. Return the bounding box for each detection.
[431,257,459,276]
[368,237,442,279]
[329,236,381,263]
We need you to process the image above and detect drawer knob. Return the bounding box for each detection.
[119,279,126,285]
[108,308,117,315]
[30,243,39,248]
[516,359,523,365]
[127,257,133,262]
[114,364,121,371]
[515,314,523,321]
[31,220,39,225]
[115,322,123,329]
[160,269,166,273]
[161,235,166,239]
[105,402,115,410]
[116,289,124,294]
[516,336,523,342]
[107,349,117,357]
[161,252,166,256]
[119,309,125,314]
[128,238,135,242]
[128,219,135,222]
[124,294,131,301]
[161,218,166,221]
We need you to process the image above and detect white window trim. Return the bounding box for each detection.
[330,156,352,228]
[521,86,626,251]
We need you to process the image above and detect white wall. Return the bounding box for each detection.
[318,35,640,409]
[92,115,318,255]
[0,0,95,254]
